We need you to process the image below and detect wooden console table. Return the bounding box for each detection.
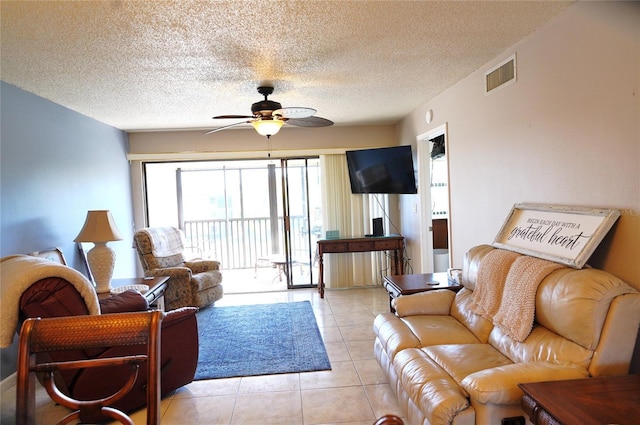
[519,374,640,425]
[317,235,404,298]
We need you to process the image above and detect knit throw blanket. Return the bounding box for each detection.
[0,255,100,348]
[470,249,564,342]
[469,249,521,320]
[494,256,564,341]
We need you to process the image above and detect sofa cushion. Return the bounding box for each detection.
[374,305,485,362]
[489,325,594,369]
[535,267,636,349]
[99,290,148,314]
[423,344,513,395]
[450,288,494,343]
[402,315,482,347]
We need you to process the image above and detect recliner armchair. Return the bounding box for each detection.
[134,226,223,310]
[1,255,199,415]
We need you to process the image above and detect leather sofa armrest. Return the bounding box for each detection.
[461,361,589,405]
[184,260,220,272]
[394,289,456,317]
[99,290,149,314]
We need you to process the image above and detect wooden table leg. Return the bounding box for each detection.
[396,248,404,274]
[318,253,324,298]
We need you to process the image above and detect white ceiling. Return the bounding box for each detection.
[1,1,572,132]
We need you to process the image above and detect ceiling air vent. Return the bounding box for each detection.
[485,54,516,94]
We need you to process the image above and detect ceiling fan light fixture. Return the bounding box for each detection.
[252,118,284,137]
[208,86,333,137]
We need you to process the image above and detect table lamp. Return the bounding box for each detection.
[74,210,123,293]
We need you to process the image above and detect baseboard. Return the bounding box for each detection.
[1,372,17,393]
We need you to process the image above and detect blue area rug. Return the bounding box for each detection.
[194,301,331,380]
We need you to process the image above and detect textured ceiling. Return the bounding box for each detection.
[1,1,572,132]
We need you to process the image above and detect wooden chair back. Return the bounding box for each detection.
[16,310,163,425]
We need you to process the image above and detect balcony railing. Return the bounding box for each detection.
[182,216,317,270]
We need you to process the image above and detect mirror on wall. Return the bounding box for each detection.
[430,135,450,272]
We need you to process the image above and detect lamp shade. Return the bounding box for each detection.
[74,210,124,242]
[251,118,284,137]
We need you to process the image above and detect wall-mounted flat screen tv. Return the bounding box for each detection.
[346,145,418,194]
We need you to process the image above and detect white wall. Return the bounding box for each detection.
[128,124,397,157]
[397,1,640,289]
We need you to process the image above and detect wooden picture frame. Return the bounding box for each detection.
[493,203,620,268]
[29,247,67,265]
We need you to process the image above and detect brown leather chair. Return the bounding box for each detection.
[16,311,163,425]
[17,276,199,414]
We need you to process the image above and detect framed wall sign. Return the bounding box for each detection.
[493,203,620,268]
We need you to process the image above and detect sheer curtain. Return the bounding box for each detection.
[320,154,390,289]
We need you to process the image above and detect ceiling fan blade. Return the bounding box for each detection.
[286,116,334,127]
[273,107,316,119]
[204,120,252,135]
[213,114,254,119]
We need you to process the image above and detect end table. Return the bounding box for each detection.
[519,374,640,425]
[383,272,462,313]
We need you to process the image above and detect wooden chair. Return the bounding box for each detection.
[16,311,163,425]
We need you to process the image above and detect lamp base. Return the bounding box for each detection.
[87,242,116,293]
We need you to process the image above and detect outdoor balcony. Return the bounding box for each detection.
[182,216,320,294]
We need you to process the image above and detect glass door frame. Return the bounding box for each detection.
[280,157,317,290]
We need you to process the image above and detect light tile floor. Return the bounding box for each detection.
[1,286,406,425]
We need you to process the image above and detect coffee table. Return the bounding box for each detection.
[383,272,462,313]
[105,276,169,311]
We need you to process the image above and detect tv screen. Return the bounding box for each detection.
[346,146,418,194]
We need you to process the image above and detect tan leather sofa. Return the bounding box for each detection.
[373,244,640,425]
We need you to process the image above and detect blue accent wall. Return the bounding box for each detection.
[1,81,137,378]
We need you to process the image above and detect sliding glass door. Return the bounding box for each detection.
[144,158,320,290]
[280,158,321,289]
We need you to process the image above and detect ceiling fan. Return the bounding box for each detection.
[206,86,333,138]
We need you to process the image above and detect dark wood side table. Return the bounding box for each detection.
[317,235,404,298]
[519,374,640,425]
[103,276,169,311]
[383,272,462,313]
